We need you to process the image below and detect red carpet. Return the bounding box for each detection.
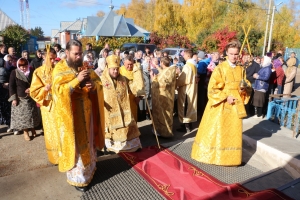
[119,146,292,200]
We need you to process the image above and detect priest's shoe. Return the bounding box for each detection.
[74,186,88,192]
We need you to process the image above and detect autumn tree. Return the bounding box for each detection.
[115,4,127,16]
[153,0,178,36]
[120,0,149,31]
[202,27,237,53]
[182,0,222,42]
[116,0,299,50]
[30,26,44,39]
[150,32,192,49]
[2,25,30,55]
[96,10,105,17]
[271,5,297,50]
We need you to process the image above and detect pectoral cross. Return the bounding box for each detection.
[78,61,93,72]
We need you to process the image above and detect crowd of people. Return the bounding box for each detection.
[0,39,298,191]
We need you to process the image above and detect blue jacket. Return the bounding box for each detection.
[254,64,272,92]
[197,58,211,74]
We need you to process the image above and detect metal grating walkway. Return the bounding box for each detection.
[81,141,294,200]
[81,155,164,200]
[169,141,264,184]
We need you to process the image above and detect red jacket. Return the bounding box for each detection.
[275,66,285,86]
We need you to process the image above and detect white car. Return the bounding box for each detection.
[162,48,186,59]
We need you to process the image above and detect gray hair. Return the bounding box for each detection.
[124,55,134,62]
[59,51,67,59]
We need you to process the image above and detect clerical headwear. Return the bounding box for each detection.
[106,55,120,68]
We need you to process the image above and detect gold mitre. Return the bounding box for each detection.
[106,55,120,68]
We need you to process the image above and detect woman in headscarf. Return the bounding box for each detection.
[0,58,11,126]
[8,58,41,141]
[95,48,109,77]
[252,56,272,118]
[283,58,297,97]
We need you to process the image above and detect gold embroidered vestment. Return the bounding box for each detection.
[151,66,177,137]
[52,60,105,172]
[191,60,251,166]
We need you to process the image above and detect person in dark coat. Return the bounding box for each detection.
[0,58,11,126]
[8,58,41,140]
[30,50,43,69]
[245,55,261,116]
[0,44,7,59]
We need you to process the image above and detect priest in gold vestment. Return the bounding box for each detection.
[191,40,252,166]
[176,49,198,133]
[151,57,177,137]
[30,47,59,164]
[101,55,142,153]
[119,55,145,122]
[52,40,105,192]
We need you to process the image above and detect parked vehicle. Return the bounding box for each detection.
[162,48,186,59]
[120,43,156,53]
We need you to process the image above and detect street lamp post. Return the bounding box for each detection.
[267,2,283,53]
[262,0,272,57]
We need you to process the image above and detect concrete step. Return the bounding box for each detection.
[243,117,300,179]
[241,167,294,191]
[242,117,300,199]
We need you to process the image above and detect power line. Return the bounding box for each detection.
[275,10,291,24]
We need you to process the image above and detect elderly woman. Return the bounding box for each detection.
[95,48,109,77]
[8,58,41,141]
[252,56,272,118]
[283,58,297,96]
[0,58,11,126]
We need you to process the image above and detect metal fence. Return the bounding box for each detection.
[266,95,300,138]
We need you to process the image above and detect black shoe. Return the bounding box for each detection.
[189,123,193,131]
[135,147,142,152]
[176,124,190,133]
[74,186,88,192]
[176,127,187,132]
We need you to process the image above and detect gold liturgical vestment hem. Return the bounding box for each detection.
[30,65,59,164]
[101,68,140,142]
[52,59,105,172]
[191,60,251,166]
[152,66,177,137]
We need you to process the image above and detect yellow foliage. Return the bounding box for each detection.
[153,0,179,36]
[106,0,300,49]
[80,37,144,53]
[96,11,105,17]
